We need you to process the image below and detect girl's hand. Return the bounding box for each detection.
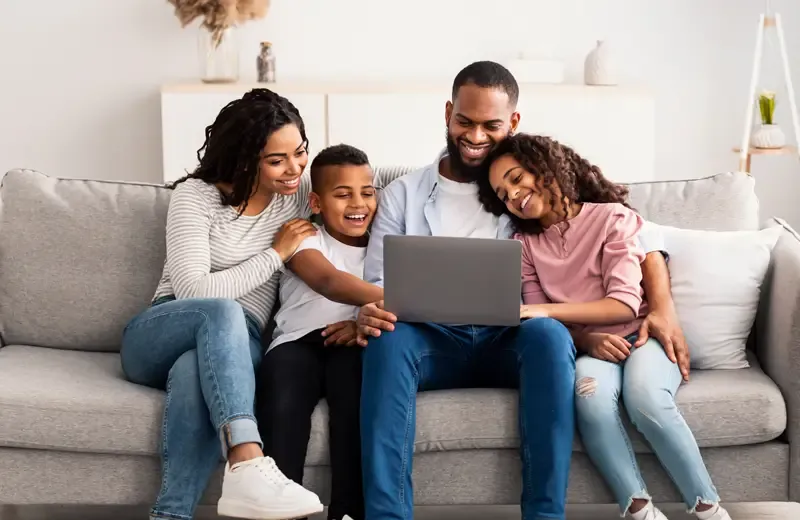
[321,320,359,346]
[272,219,318,262]
[585,332,631,362]
[520,304,550,319]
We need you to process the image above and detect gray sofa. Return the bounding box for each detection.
[0,168,797,509]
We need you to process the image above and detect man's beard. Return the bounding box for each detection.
[445,131,508,182]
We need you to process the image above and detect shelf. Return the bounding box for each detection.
[732,146,798,156]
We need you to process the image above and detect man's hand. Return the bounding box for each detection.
[584,332,631,362]
[635,309,690,381]
[321,320,359,347]
[355,300,397,347]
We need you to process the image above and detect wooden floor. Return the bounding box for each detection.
[1,503,799,520]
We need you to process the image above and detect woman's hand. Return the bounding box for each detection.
[520,304,550,319]
[321,320,359,346]
[355,300,397,346]
[272,219,318,262]
[584,332,631,362]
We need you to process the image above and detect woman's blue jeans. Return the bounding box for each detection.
[121,297,263,520]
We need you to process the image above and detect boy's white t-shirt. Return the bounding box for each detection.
[269,224,367,352]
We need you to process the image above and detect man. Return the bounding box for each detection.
[356,61,689,520]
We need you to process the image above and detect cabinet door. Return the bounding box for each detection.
[327,91,449,169]
[160,91,326,184]
[516,88,655,183]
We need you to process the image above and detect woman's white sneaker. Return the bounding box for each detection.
[217,456,323,520]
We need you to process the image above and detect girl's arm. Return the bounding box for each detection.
[166,184,287,300]
[525,299,636,324]
[522,206,645,325]
[288,249,383,306]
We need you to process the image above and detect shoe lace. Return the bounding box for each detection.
[253,456,294,486]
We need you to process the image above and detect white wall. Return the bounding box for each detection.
[1,0,799,224]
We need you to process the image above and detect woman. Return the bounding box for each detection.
[121,88,324,520]
[477,134,731,520]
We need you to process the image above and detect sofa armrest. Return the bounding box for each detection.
[757,228,800,500]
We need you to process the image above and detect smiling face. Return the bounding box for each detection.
[257,123,309,196]
[488,153,552,220]
[445,84,520,180]
[309,163,377,244]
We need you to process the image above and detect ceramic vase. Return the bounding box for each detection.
[751,124,786,149]
[584,40,617,86]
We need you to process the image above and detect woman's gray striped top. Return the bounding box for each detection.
[152,168,408,330]
[152,176,312,330]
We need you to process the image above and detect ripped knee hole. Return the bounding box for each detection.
[576,377,597,397]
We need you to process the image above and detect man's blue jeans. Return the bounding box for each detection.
[120,297,263,520]
[360,318,576,520]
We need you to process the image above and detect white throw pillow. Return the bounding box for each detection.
[653,224,782,369]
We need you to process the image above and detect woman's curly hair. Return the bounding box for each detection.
[476,134,631,234]
[171,88,307,215]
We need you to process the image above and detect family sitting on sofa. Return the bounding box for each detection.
[119,61,732,520]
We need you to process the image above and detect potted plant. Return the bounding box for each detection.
[166,0,271,83]
[751,90,786,149]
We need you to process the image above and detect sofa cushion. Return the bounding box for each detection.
[0,345,785,462]
[625,172,759,231]
[0,170,171,351]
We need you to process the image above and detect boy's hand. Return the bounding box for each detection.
[355,300,397,346]
[322,320,358,346]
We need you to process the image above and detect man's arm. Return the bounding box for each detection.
[635,221,691,380]
[364,184,406,287]
[641,252,673,313]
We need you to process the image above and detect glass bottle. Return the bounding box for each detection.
[198,27,239,84]
[257,42,276,83]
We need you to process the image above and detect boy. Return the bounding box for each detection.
[256,144,382,520]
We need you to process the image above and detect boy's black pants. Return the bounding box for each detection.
[256,329,364,520]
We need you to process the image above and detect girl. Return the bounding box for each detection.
[121,89,324,520]
[476,134,732,520]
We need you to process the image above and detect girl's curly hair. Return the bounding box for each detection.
[171,88,307,215]
[476,133,631,234]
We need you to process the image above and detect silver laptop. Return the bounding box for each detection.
[383,235,522,327]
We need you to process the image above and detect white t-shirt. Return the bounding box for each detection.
[435,174,500,238]
[269,225,367,351]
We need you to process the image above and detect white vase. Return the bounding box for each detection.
[584,40,617,86]
[751,124,786,149]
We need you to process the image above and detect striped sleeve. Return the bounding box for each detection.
[374,166,413,190]
[296,172,313,219]
[165,184,284,299]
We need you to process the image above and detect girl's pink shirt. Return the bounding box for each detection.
[517,202,647,337]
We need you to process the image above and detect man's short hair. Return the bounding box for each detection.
[452,61,519,108]
[309,144,370,192]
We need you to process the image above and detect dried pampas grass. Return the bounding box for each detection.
[166,0,271,44]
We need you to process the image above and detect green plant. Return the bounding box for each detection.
[758,90,776,125]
